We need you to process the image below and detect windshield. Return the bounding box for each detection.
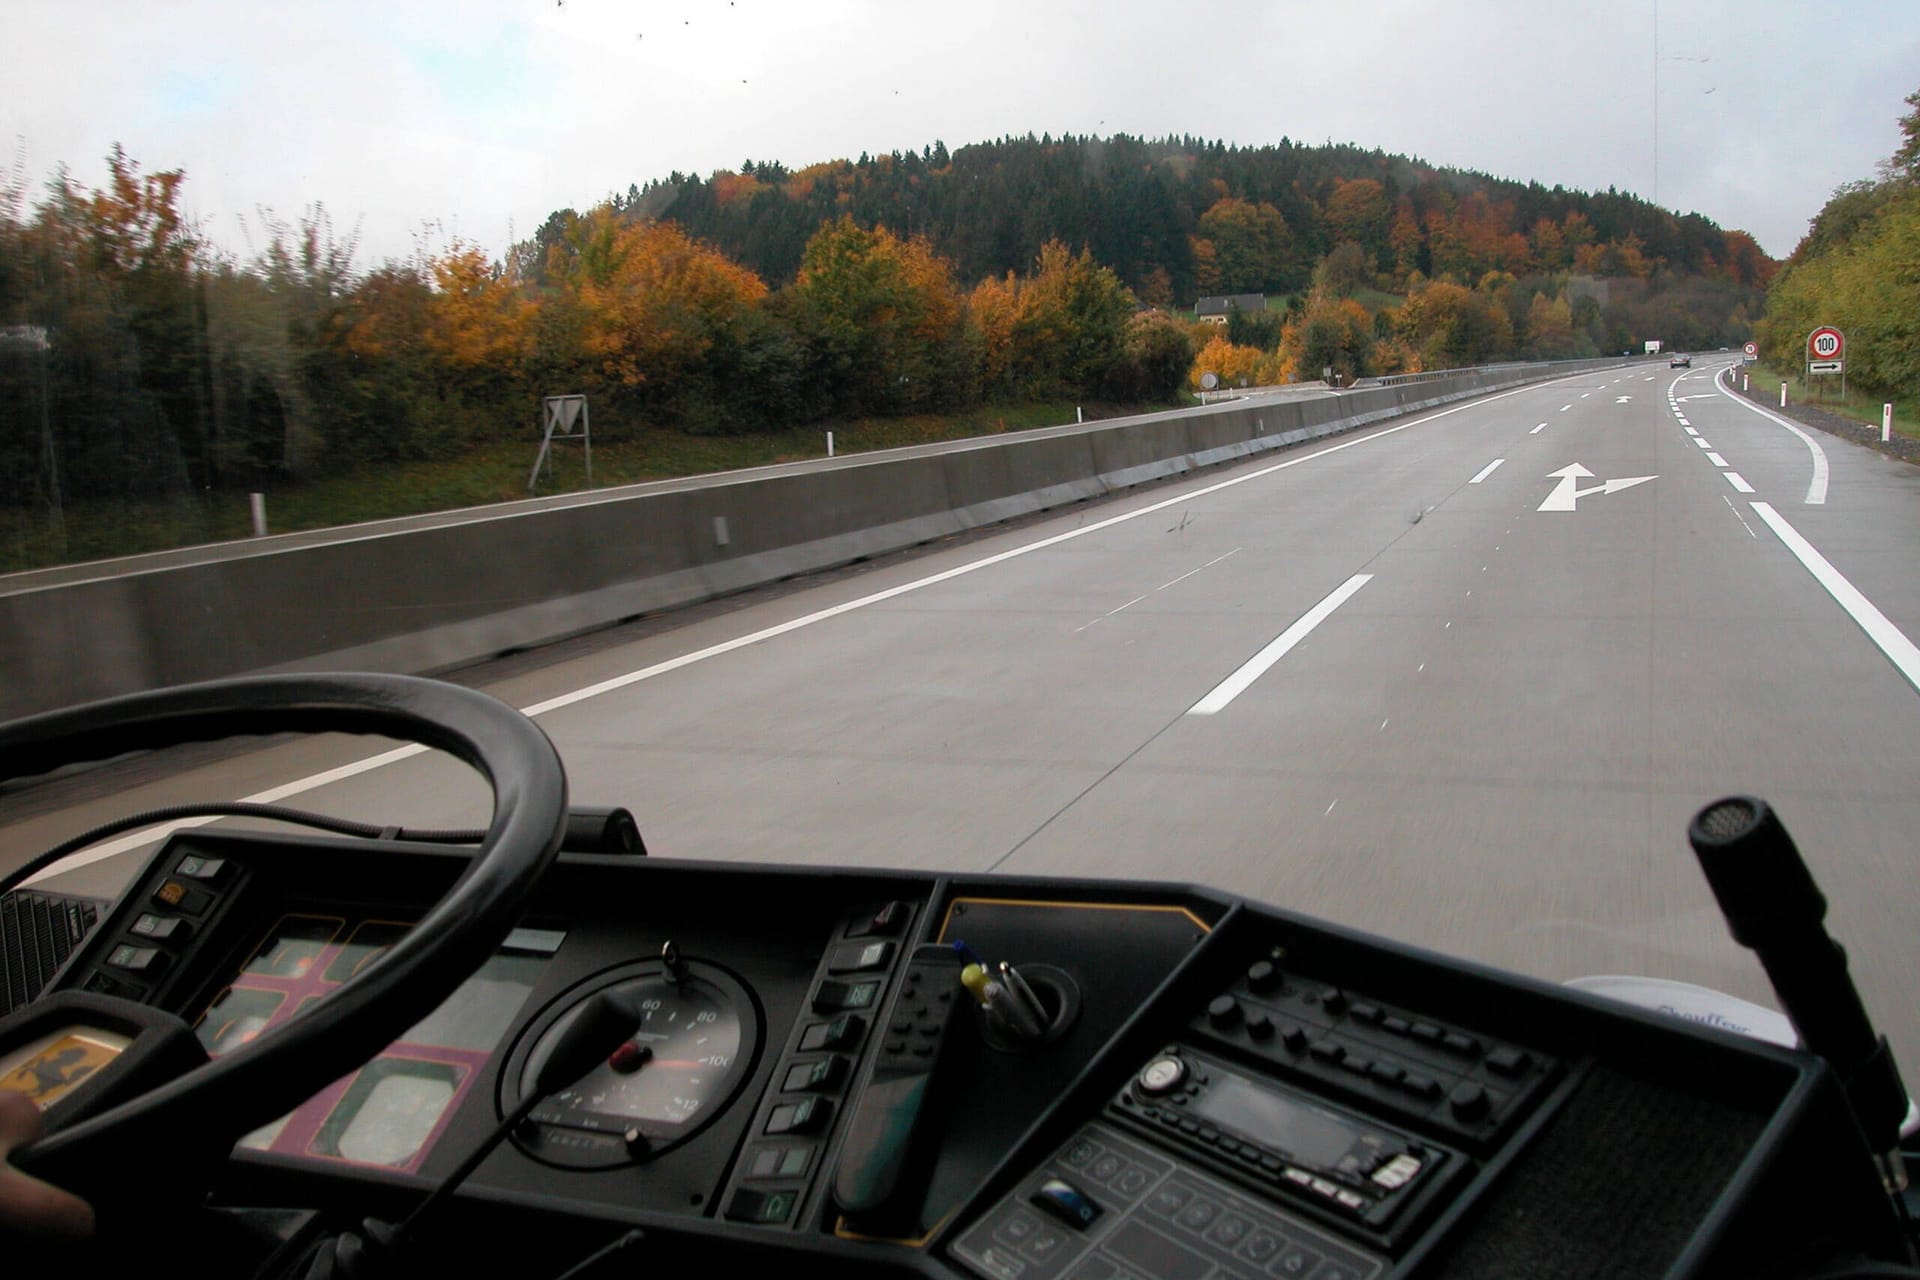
[4,2,1920,1104]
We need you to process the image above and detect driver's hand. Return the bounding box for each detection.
[0,1089,94,1239]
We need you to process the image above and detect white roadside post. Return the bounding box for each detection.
[250,493,267,537]
[1886,405,1895,444]
[1781,381,1788,408]
[827,431,834,457]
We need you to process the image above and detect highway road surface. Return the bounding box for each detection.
[9,360,1920,1088]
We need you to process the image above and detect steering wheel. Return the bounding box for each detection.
[0,673,568,1217]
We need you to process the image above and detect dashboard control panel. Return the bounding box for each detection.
[1193,955,1558,1152]
[952,1121,1385,1280]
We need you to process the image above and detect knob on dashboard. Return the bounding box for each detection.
[1137,1055,1188,1096]
[1207,996,1244,1029]
[1246,960,1279,992]
[1448,1081,1490,1123]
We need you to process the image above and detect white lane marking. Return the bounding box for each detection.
[1706,452,1728,467]
[24,744,431,882]
[1379,718,1389,731]
[1723,495,1758,537]
[1076,593,1150,631]
[1469,459,1505,484]
[1188,574,1373,715]
[1559,405,1571,412]
[1694,438,1713,449]
[1157,547,1243,592]
[1684,427,1699,436]
[1676,418,1690,426]
[1078,547,1245,632]
[1324,799,1338,816]
[1539,465,1657,511]
[1751,502,1920,691]
[1418,663,1426,672]
[1725,472,1756,493]
[1711,373,1829,504]
[1579,392,1589,398]
[32,375,1593,876]
[1530,423,1546,434]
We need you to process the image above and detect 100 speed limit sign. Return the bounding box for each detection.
[1808,327,1844,360]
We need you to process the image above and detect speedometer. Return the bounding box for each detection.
[505,959,761,1168]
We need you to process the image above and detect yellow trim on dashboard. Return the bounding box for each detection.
[936,896,1213,942]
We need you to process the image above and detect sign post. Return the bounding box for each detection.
[529,395,590,491]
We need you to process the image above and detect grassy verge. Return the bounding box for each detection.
[0,398,1185,574]
[1740,363,1920,440]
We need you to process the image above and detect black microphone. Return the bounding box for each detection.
[1689,796,1910,1191]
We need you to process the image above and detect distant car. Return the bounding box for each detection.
[1670,353,1691,368]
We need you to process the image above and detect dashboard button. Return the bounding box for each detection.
[799,1014,864,1052]
[1487,1046,1532,1076]
[1030,1177,1102,1230]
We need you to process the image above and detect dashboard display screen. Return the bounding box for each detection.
[1192,1074,1359,1169]
[199,915,563,1170]
[0,1026,131,1110]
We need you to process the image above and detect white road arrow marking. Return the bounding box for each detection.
[1615,395,1631,403]
[1538,464,1658,512]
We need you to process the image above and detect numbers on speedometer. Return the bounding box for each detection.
[506,959,761,1168]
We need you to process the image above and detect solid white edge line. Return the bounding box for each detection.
[1469,458,1505,484]
[1750,502,1920,691]
[1726,472,1756,494]
[22,744,432,885]
[1713,373,1830,504]
[27,371,1606,878]
[1188,575,1374,715]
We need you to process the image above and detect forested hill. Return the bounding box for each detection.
[518,133,1773,301]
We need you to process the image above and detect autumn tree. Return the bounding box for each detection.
[1279,293,1375,384]
[1106,308,1196,401]
[1013,241,1137,398]
[784,215,970,416]
[1761,88,1920,398]
[1324,178,1391,269]
[1397,279,1513,369]
[1193,198,1299,294]
[1312,242,1374,298]
[423,242,535,378]
[1189,332,1272,391]
[1525,292,1578,358]
[1885,87,1920,183]
[577,217,769,410]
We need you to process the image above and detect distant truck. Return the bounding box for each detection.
[1644,339,1663,354]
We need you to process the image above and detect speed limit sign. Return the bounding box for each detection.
[1808,327,1844,361]
[1743,342,1758,358]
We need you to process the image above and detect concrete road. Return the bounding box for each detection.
[8,362,1920,1084]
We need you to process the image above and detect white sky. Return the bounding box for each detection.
[7,0,1916,269]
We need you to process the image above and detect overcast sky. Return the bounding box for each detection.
[8,1,1916,270]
